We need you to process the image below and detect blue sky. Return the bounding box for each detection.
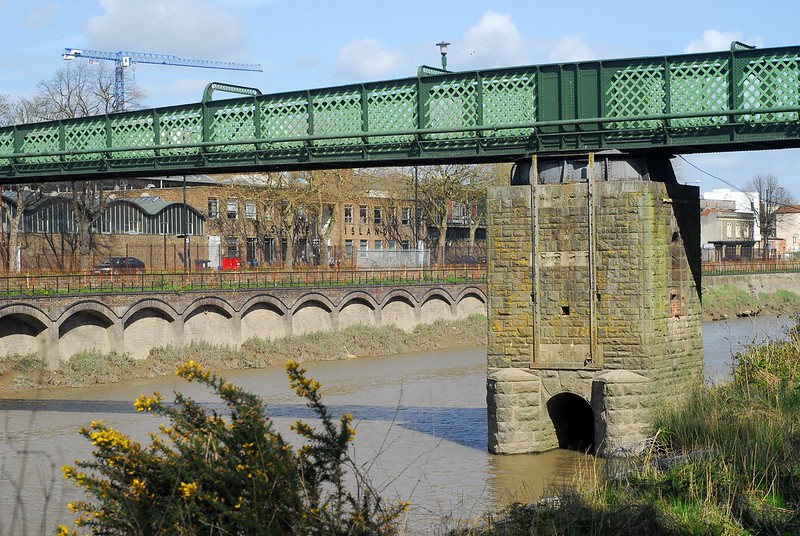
[1,0,799,195]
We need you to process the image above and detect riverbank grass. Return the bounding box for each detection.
[0,315,487,393]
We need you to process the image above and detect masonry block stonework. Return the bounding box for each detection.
[487,158,703,455]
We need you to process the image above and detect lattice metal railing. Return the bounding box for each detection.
[0,44,798,181]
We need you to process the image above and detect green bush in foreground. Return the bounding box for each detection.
[59,360,407,535]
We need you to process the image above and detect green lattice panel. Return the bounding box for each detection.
[312,88,361,147]
[482,71,536,138]
[367,83,416,146]
[159,108,202,157]
[670,58,729,128]
[0,131,13,166]
[605,62,665,130]
[21,125,59,164]
[740,53,800,123]
[64,118,106,161]
[426,79,479,140]
[209,102,257,153]
[260,95,308,151]
[111,113,156,159]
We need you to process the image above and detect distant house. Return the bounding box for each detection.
[700,198,756,261]
[776,204,800,259]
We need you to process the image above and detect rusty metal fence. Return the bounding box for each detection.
[0,266,485,298]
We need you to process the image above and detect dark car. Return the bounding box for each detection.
[453,254,483,265]
[92,256,146,275]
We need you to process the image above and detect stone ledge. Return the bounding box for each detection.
[594,369,648,384]
[488,367,539,382]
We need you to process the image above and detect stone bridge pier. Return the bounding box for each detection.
[486,152,703,455]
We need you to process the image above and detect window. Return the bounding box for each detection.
[389,206,397,224]
[726,222,732,239]
[373,207,383,225]
[246,237,257,263]
[359,205,368,225]
[735,224,741,239]
[226,236,239,257]
[401,240,410,250]
[359,239,368,256]
[208,197,219,218]
[389,240,398,250]
[344,204,353,224]
[264,237,276,262]
[245,200,257,220]
[374,240,383,251]
[264,202,273,221]
[401,206,411,225]
[227,198,239,219]
[345,239,353,258]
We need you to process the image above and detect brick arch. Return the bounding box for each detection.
[183,297,236,320]
[0,305,50,358]
[122,299,179,360]
[338,291,378,329]
[419,289,455,324]
[291,295,334,336]
[454,287,487,318]
[57,301,117,361]
[241,295,290,317]
[56,300,117,327]
[380,290,418,331]
[0,304,51,331]
[240,295,288,342]
[122,299,178,325]
[183,298,236,346]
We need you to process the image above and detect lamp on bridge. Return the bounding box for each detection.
[436,41,450,71]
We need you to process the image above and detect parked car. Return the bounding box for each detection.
[453,254,483,265]
[92,256,146,275]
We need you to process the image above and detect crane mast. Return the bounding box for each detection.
[62,48,262,112]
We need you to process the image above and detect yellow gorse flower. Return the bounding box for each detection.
[179,481,199,498]
[133,393,163,413]
[90,428,133,450]
[130,478,147,498]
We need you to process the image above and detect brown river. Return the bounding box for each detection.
[0,315,794,535]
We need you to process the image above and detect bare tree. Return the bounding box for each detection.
[35,62,145,119]
[455,163,507,255]
[415,164,477,265]
[744,174,797,260]
[0,93,14,127]
[70,181,107,270]
[3,185,42,272]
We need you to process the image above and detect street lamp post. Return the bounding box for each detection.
[436,41,450,71]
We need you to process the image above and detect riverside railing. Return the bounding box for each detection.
[0,266,485,298]
[702,260,800,276]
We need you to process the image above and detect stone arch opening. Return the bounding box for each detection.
[546,392,595,453]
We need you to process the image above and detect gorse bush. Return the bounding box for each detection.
[59,360,407,535]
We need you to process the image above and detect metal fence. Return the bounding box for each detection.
[0,266,485,298]
[702,260,800,276]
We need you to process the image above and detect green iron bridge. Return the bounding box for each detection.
[1,43,799,183]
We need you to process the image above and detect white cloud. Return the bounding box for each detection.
[334,39,404,80]
[460,11,527,68]
[683,30,764,54]
[684,30,742,53]
[25,2,59,28]
[86,0,245,59]
[548,34,596,63]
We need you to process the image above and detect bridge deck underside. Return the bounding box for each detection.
[1,45,799,182]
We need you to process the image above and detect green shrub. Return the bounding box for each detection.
[59,360,407,535]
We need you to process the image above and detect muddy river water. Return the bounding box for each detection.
[0,315,794,534]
